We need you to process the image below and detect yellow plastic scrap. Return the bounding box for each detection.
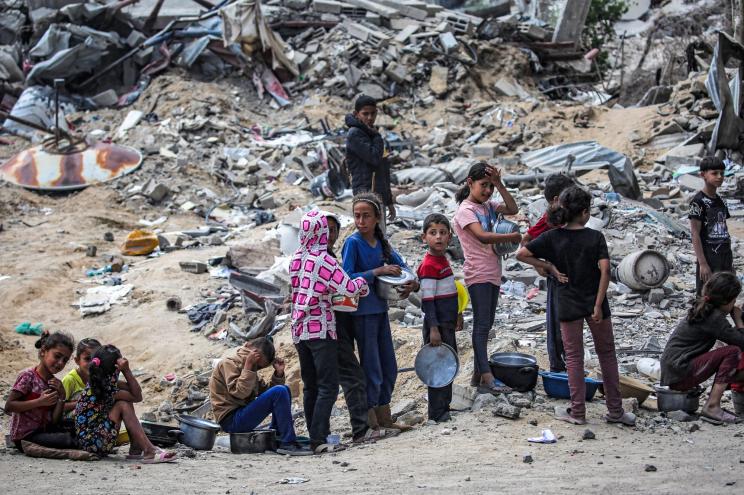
[120,229,159,256]
[456,280,469,314]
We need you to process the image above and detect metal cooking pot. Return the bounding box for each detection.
[172,415,220,450]
[488,352,539,392]
[230,429,277,454]
[414,343,459,388]
[654,385,702,414]
[490,214,520,257]
[140,420,178,448]
[376,270,416,301]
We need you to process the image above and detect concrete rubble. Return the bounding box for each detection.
[2,0,744,436]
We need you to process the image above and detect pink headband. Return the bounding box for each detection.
[91,357,101,366]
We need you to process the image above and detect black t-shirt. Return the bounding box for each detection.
[526,228,611,322]
[689,191,731,248]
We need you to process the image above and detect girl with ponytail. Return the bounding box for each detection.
[660,272,744,424]
[74,344,177,462]
[517,185,634,427]
[342,192,419,432]
[453,162,520,395]
[5,331,74,451]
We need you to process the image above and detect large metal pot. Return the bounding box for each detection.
[376,270,416,301]
[654,385,702,414]
[172,415,220,450]
[230,429,277,454]
[490,215,520,257]
[141,420,178,448]
[488,352,539,392]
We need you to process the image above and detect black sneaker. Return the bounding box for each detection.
[277,442,313,456]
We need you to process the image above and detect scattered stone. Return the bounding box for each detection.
[472,393,500,412]
[86,245,97,257]
[644,464,657,472]
[166,296,182,311]
[104,232,114,242]
[523,454,533,464]
[391,399,418,420]
[179,261,208,274]
[582,429,596,440]
[397,410,425,427]
[492,401,521,420]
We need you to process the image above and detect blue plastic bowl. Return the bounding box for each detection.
[539,371,602,401]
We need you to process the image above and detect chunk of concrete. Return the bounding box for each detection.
[429,65,448,96]
[438,31,458,54]
[385,62,409,83]
[473,142,499,158]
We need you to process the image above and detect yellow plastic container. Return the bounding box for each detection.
[116,428,129,446]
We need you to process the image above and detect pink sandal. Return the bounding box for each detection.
[141,450,177,464]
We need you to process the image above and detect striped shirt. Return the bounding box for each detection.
[417,252,458,328]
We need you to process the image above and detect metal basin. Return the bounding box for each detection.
[414,343,459,388]
[376,270,416,301]
[173,415,220,451]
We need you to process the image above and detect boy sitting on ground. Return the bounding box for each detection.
[209,338,311,456]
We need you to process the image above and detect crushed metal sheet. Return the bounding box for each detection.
[0,140,143,191]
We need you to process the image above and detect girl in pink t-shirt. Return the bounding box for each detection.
[5,331,74,451]
[453,162,521,395]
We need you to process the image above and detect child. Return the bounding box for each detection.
[342,192,418,431]
[453,162,520,395]
[5,332,75,451]
[345,94,396,227]
[62,338,101,419]
[210,338,311,456]
[324,211,396,442]
[290,209,369,453]
[516,186,635,426]
[521,173,575,373]
[690,156,733,295]
[74,344,177,462]
[660,272,744,424]
[417,213,463,422]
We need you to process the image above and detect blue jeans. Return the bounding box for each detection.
[468,283,500,375]
[546,277,566,372]
[220,385,296,445]
[353,313,397,408]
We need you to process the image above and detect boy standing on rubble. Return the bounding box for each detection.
[345,95,396,230]
[689,156,734,295]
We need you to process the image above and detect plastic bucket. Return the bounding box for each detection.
[615,250,669,290]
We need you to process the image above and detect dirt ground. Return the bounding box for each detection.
[1,410,743,495]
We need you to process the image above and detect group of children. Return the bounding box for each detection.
[6,332,177,462]
[9,98,743,463]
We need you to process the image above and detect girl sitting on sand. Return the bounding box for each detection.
[73,344,177,463]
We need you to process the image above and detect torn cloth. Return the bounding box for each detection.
[219,0,299,76]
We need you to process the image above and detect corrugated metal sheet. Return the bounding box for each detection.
[520,140,641,199]
[0,140,142,191]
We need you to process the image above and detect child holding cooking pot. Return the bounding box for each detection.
[342,192,419,432]
[516,186,634,426]
[417,213,463,422]
[289,209,370,454]
[453,162,520,395]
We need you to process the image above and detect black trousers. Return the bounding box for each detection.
[422,322,457,421]
[696,244,734,295]
[296,338,339,446]
[336,312,369,439]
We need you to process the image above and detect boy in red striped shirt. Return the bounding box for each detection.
[417,214,463,422]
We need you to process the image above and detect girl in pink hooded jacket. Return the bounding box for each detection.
[290,209,368,453]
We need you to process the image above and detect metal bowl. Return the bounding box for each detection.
[414,343,459,388]
[376,270,416,301]
[654,385,702,413]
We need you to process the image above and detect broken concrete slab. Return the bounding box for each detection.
[429,65,448,96]
[438,31,458,54]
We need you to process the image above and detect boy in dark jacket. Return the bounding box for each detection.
[345,95,396,227]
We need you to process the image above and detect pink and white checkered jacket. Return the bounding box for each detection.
[290,210,368,343]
